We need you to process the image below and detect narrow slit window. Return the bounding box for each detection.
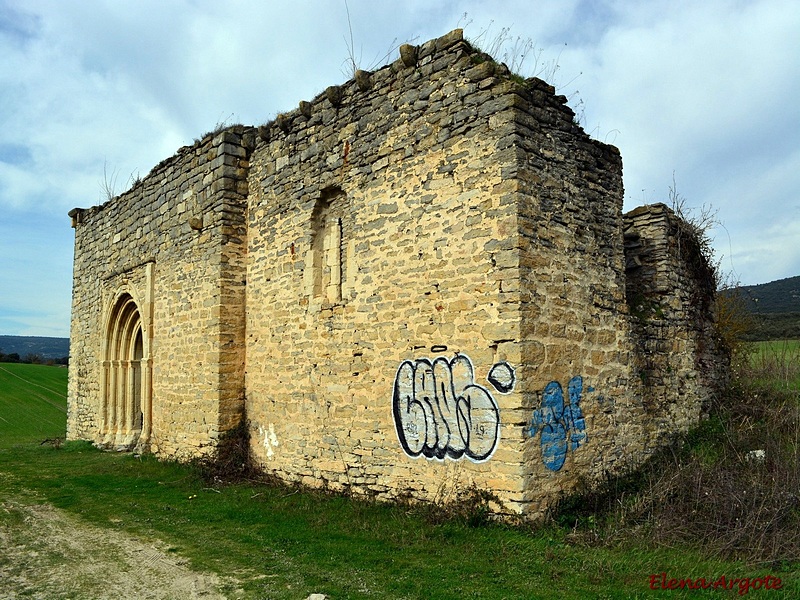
[311,188,349,304]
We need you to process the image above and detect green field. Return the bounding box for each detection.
[751,338,800,357]
[0,362,67,444]
[747,339,800,389]
[1,362,797,598]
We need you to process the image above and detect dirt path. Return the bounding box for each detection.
[0,496,242,599]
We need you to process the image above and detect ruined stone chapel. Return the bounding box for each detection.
[67,30,727,518]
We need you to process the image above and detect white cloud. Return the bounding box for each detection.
[0,0,798,335]
[549,0,800,285]
[721,217,800,285]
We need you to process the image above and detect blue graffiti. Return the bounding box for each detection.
[527,376,588,471]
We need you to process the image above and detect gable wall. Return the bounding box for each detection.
[67,129,253,456]
[245,32,529,508]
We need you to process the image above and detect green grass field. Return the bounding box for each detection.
[1,362,797,598]
[750,338,800,360]
[0,362,67,444]
[747,339,800,390]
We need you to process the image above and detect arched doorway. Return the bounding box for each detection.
[102,293,151,449]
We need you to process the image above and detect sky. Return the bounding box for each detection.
[1,0,798,338]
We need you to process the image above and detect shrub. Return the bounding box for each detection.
[553,355,800,565]
[191,419,269,485]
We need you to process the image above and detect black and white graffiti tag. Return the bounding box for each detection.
[392,354,506,462]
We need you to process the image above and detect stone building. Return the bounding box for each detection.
[67,29,726,518]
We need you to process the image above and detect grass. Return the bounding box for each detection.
[0,362,67,444]
[558,337,800,575]
[1,363,798,598]
[746,339,800,390]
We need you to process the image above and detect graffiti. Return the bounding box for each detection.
[258,423,280,460]
[487,361,515,394]
[527,376,588,471]
[392,354,508,462]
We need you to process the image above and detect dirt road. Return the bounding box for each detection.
[0,496,241,599]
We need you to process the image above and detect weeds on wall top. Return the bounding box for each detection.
[193,113,242,145]
[340,0,417,79]
[460,15,563,83]
[99,159,141,203]
[666,176,754,367]
[459,15,587,127]
[665,175,754,361]
[668,175,719,269]
[666,176,719,300]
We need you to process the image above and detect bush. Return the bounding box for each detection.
[417,486,503,528]
[553,353,800,565]
[191,419,269,485]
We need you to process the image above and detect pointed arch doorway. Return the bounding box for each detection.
[102,293,152,449]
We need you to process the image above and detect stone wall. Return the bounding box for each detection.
[68,29,727,519]
[508,77,645,515]
[245,30,527,508]
[624,204,728,448]
[67,128,254,456]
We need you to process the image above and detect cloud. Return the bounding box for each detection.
[0,1,448,213]
[562,1,800,183]
[547,0,800,286]
[722,216,800,285]
[0,0,798,336]
[0,0,40,43]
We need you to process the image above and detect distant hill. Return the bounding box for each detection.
[731,275,800,313]
[0,335,70,359]
[723,276,800,340]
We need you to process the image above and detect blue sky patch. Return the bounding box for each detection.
[0,143,33,167]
